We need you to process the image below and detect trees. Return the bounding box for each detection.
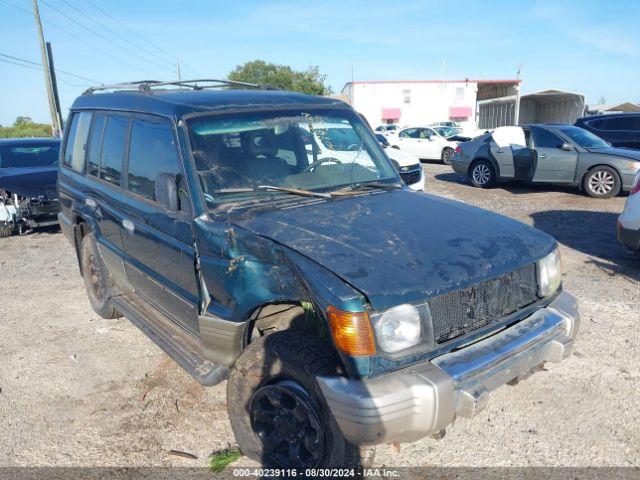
[0,117,52,138]
[227,60,332,95]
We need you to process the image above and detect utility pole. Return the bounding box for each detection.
[32,0,61,137]
[514,63,522,126]
[46,42,64,132]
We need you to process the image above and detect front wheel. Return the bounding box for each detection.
[583,166,621,198]
[227,331,373,470]
[470,160,496,188]
[441,147,454,165]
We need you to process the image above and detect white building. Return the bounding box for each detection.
[342,79,520,133]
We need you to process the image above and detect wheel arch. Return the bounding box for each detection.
[580,162,623,190]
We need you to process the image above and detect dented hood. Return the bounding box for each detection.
[0,167,58,199]
[229,190,555,310]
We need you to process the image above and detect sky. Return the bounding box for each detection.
[1,0,639,126]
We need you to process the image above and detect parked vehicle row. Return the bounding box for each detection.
[451,124,640,198]
[0,138,60,236]
[56,80,579,470]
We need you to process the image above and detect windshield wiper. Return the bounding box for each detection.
[331,181,403,196]
[213,185,332,199]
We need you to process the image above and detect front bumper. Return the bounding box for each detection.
[318,291,579,446]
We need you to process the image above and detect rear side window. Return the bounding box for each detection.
[127,117,181,201]
[99,114,129,186]
[533,127,564,149]
[399,128,419,138]
[598,115,640,131]
[63,111,92,172]
[87,113,106,177]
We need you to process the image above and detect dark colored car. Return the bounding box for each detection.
[452,124,640,198]
[58,80,579,470]
[0,137,60,236]
[575,113,640,150]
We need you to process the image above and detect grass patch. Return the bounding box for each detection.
[209,446,243,473]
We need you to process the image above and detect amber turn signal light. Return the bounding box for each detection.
[327,306,376,356]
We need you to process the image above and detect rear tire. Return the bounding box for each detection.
[227,331,373,470]
[80,232,121,319]
[470,160,496,188]
[583,166,621,198]
[441,147,454,165]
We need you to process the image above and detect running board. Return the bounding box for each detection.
[111,295,228,386]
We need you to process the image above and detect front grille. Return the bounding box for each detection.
[428,263,539,344]
[399,165,421,185]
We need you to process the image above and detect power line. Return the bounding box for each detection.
[59,0,175,69]
[82,0,200,76]
[0,57,88,88]
[0,0,154,76]
[58,0,176,70]
[39,0,174,74]
[0,51,101,84]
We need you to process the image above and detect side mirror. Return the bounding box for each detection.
[428,136,436,142]
[155,173,179,211]
[392,145,400,150]
[560,143,574,151]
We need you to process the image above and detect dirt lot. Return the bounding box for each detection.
[1,162,639,469]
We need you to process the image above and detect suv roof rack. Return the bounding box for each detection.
[83,79,273,95]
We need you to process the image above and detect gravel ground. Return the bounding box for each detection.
[1,162,639,469]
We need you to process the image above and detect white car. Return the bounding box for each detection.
[307,123,425,191]
[392,126,459,164]
[375,134,424,191]
[618,170,640,253]
[375,124,401,137]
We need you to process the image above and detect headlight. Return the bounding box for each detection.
[537,249,562,297]
[371,304,422,353]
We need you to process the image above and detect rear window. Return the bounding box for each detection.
[127,117,181,201]
[99,115,129,186]
[63,111,92,172]
[0,143,59,168]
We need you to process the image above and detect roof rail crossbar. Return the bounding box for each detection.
[83,78,271,95]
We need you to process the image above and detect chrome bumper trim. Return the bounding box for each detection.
[317,291,579,446]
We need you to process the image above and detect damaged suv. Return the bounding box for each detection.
[58,80,579,470]
[0,138,60,236]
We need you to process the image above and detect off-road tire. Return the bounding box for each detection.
[441,147,454,165]
[470,160,497,188]
[583,166,621,198]
[80,233,121,319]
[227,331,374,470]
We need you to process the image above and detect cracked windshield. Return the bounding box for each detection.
[187,110,398,204]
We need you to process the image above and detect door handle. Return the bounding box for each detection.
[539,154,548,159]
[122,219,135,233]
[496,149,504,153]
[85,198,97,208]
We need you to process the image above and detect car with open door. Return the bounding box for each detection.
[392,126,458,164]
[59,80,579,471]
[451,124,640,198]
